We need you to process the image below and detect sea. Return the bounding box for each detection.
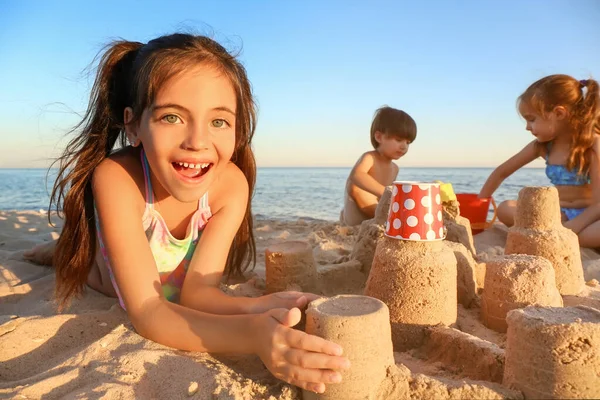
[0,167,549,221]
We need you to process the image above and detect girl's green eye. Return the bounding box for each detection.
[212,119,226,128]
[164,115,179,124]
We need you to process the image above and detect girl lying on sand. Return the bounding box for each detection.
[24,32,349,394]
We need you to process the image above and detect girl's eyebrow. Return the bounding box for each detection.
[152,103,189,113]
[213,106,236,116]
[152,104,235,116]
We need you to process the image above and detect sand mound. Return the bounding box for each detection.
[1,210,599,399]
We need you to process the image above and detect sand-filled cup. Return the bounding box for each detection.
[385,181,445,241]
[302,295,396,400]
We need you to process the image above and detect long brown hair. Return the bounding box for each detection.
[50,34,257,308]
[518,74,600,175]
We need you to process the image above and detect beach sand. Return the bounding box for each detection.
[1,210,599,399]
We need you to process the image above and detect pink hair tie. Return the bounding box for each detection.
[580,79,589,87]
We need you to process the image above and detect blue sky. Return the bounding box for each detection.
[1,0,599,168]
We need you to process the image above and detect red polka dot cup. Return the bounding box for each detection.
[385,181,445,241]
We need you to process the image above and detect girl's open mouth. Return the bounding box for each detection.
[172,161,213,180]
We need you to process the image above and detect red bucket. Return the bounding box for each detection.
[455,194,497,235]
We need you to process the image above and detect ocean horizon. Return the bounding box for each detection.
[0,167,549,221]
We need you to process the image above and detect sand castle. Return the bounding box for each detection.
[265,241,318,293]
[5,186,600,399]
[481,254,563,332]
[442,198,477,256]
[504,306,600,398]
[349,186,391,274]
[350,184,475,272]
[505,186,585,295]
[347,183,597,398]
[365,235,457,351]
[302,295,399,400]
[444,241,479,308]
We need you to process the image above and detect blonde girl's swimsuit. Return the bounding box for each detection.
[94,149,212,308]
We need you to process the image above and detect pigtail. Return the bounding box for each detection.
[227,145,257,278]
[50,40,142,309]
[569,78,600,176]
[224,60,257,278]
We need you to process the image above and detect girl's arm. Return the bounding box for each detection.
[180,163,319,314]
[349,152,386,198]
[93,158,348,393]
[479,140,540,198]
[563,138,600,233]
[92,158,257,350]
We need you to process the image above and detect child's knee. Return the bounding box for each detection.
[497,200,517,226]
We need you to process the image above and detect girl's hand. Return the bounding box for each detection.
[247,291,322,314]
[252,307,351,393]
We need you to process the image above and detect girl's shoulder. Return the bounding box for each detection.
[208,162,248,214]
[92,147,146,208]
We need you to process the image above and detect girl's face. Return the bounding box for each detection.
[519,103,567,143]
[126,65,237,203]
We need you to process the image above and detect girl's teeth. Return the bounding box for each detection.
[176,161,209,169]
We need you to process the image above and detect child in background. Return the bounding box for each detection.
[479,75,600,247]
[340,106,417,226]
[25,33,349,393]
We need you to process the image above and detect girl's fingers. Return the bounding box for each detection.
[285,329,347,358]
[282,364,341,388]
[284,348,350,371]
[301,292,323,303]
[269,307,302,327]
[287,379,326,394]
[294,295,308,308]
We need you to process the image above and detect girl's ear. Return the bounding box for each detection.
[124,107,141,147]
[552,105,568,121]
[374,130,384,144]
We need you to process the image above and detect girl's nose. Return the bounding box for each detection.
[183,124,210,151]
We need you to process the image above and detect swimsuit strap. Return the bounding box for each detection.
[199,191,208,209]
[140,149,154,210]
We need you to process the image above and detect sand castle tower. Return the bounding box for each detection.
[504,306,600,398]
[481,254,563,332]
[303,295,399,400]
[505,186,585,295]
[439,183,476,256]
[265,241,318,294]
[374,185,393,225]
[444,241,479,308]
[350,186,391,274]
[364,182,457,351]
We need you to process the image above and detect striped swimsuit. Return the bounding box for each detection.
[95,149,212,308]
